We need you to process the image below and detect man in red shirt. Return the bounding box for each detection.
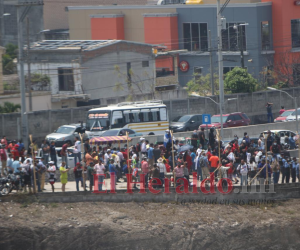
[0,144,7,176]
[60,142,70,168]
[11,144,20,159]
[209,152,219,170]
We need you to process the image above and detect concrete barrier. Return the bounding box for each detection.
[36,183,300,204]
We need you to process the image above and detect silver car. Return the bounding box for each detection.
[45,123,86,147]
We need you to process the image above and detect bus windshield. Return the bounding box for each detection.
[86,111,111,131]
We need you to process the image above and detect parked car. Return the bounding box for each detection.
[260,130,297,145]
[274,109,295,122]
[100,128,143,137]
[286,108,300,122]
[45,123,86,147]
[170,114,203,132]
[37,146,76,169]
[200,112,250,129]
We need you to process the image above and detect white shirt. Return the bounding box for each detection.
[23,157,33,165]
[94,163,106,175]
[246,152,251,164]
[104,153,111,163]
[157,162,167,174]
[249,162,257,171]
[48,165,56,178]
[194,156,199,170]
[141,142,147,153]
[237,163,248,175]
[74,141,81,153]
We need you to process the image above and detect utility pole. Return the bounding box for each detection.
[217,0,224,139]
[16,1,44,148]
[239,25,245,68]
[0,0,4,46]
[208,30,214,96]
[26,16,32,111]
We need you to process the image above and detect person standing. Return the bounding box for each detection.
[173,163,184,187]
[198,127,206,149]
[87,162,95,191]
[73,162,84,191]
[109,159,118,190]
[153,144,161,164]
[147,143,154,169]
[0,143,8,176]
[208,151,219,179]
[291,157,299,183]
[47,161,56,192]
[237,159,248,186]
[266,102,273,123]
[141,157,150,188]
[84,139,90,158]
[271,156,280,184]
[59,162,69,192]
[21,159,32,193]
[41,140,50,165]
[50,141,57,169]
[279,106,285,115]
[266,130,274,152]
[208,128,215,150]
[157,157,167,187]
[37,158,46,191]
[191,130,198,149]
[94,159,106,191]
[60,142,70,168]
[73,137,81,166]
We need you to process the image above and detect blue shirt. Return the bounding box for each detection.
[148,147,154,160]
[7,158,13,168]
[12,160,20,173]
[283,159,290,168]
[17,142,24,152]
[292,162,299,176]
[109,164,117,174]
[191,152,196,163]
[258,162,271,178]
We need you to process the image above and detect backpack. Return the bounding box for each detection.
[199,157,205,168]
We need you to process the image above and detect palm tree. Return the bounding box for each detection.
[0,102,21,113]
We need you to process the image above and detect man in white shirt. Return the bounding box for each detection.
[237,159,248,186]
[104,149,111,166]
[140,138,147,157]
[74,137,81,165]
[94,159,106,191]
[157,157,167,187]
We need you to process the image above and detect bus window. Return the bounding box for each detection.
[124,111,130,124]
[151,108,160,121]
[111,111,124,128]
[141,109,150,122]
[131,110,140,122]
[160,108,167,121]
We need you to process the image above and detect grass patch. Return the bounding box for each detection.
[50,203,58,208]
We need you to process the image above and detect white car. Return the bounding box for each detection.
[37,146,76,169]
[260,130,297,145]
[286,108,300,122]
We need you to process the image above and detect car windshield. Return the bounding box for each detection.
[86,111,110,131]
[291,109,300,116]
[56,126,75,134]
[211,115,228,123]
[174,115,191,122]
[101,130,119,136]
[280,110,294,117]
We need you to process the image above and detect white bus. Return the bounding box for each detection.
[85,100,169,138]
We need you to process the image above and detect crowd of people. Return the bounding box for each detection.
[0,126,299,194]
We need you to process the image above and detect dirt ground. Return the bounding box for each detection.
[1,195,300,250]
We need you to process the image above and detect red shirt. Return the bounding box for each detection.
[209,155,219,168]
[165,163,171,172]
[226,162,233,174]
[11,147,19,158]
[61,143,68,156]
[206,151,212,160]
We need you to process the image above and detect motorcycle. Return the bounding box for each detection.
[0,176,11,196]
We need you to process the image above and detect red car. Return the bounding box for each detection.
[200,112,251,129]
[274,109,295,123]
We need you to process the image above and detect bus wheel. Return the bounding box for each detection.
[148,132,155,135]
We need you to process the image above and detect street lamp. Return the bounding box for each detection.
[267,87,298,132]
[2,13,11,17]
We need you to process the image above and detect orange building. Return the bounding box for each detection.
[262,0,300,84]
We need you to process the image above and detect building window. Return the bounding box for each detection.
[58,68,74,91]
[291,19,300,48]
[222,23,246,51]
[293,64,300,85]
[194,67,202,81]
[183,23,208,52]
[142,61,149,67]
[261,21,271,50]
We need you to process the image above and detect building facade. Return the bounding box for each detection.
[67,2,275,86]
[22,40,156,108]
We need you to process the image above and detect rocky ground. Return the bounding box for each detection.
[1,195,300,250]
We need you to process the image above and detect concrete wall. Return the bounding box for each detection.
[177,3,273,85]
[0,91,52,111]
[82,51,155,100]
[36,183,300,204]
[1,86,300,142]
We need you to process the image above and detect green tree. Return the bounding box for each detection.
[186,73,219,96]
[2,43,18,75]
[0,102,21,113]
[224,67,257,93]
